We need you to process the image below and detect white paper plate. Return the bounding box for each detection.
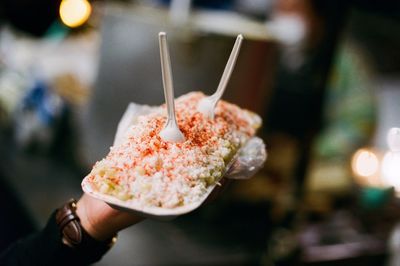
[81,177,218,221]
[81,101,262,220]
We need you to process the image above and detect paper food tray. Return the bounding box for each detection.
[81,102,241,220]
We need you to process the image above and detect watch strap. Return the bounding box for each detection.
[55,199,117,251]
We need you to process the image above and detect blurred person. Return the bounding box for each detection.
[305,41,376,205]
[207,0,399,264]
[261,0,399,218]
[257,0,399,264]
[265,0,348,179]
[230,1,351,242]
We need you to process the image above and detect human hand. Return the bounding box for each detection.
[76,193,143,241]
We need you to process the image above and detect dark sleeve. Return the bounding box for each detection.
[0,211,111,266]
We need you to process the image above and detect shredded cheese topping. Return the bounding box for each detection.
[86,92,261,208]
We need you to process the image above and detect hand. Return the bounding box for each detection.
[76,193,143,241]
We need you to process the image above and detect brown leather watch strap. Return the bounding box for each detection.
[56,199,83,246]
[56,199,117,250]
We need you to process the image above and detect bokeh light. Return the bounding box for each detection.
[59,0,92,28]
[382,151,400,193]
[352,148,380,178]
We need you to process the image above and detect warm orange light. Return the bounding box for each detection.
[352,149,379,178]
[59,0,92,28]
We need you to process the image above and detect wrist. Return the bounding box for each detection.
[76,194,143,241]
[76,195,119,241]
[55,198,117,252]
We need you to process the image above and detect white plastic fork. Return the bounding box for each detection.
[197,34,243,119]
[158,32,185,143]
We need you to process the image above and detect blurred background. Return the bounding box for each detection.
[0,0,400,265]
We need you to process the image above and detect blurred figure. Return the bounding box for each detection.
[262,0,400,265]
[306,41,376,207]
[228,0,400,264]
[236,0,349,224]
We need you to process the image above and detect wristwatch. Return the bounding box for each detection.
[55,199,117,251]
